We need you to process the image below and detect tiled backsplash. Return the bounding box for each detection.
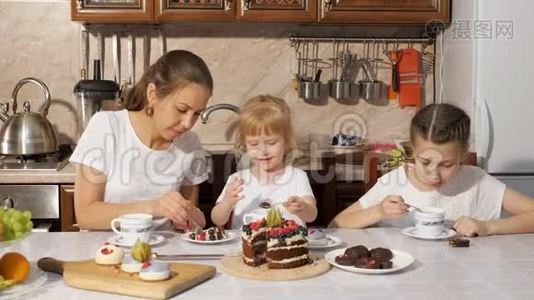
[0,0,434,148]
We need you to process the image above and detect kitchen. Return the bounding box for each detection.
[1,0,534,298]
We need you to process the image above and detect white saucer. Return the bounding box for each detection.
[325,248,414,274]
[308,235,343,249]
[107,234,166,247]
[401,227,456,240]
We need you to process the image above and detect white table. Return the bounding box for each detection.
[4,228,534,300]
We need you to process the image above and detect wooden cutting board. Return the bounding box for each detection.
[220,254,331,281]
[38,257,215,299]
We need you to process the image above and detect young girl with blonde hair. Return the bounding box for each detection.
[211,95,317,229]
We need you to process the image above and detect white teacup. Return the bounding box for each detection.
[111,213,153,245]
[413,207,445,237]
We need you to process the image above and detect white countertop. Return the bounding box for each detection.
[5,228,534,299]
[0,163,76,184]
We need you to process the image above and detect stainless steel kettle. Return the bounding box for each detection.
[0,77,58,155]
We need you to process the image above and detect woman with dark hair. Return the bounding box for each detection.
[70,50,213,230]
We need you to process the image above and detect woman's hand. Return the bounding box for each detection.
[453,216,488,237]
[222,177,245,205]
[153,191,197,227]
[379,195,409,220]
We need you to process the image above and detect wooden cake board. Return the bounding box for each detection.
[220,255,331,281]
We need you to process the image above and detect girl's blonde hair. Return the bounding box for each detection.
[235,95,298,163]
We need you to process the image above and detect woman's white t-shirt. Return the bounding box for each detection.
[358,165,506,228]
[69,110,209,203]
[216,166,315,230]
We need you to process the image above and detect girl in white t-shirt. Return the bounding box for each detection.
[70,50,212,230]
[330,103,534,236]
[211,95,317,229]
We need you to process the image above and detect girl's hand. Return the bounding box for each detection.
[283,196,305,213]
[153,191,196,227]
[453,216,488,237]
[379,195,409,220]
[223,177,245,205]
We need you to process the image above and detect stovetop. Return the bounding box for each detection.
[0,144,73,171]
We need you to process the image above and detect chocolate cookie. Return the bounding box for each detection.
[369,247,393,261]
[344,245,370,259]
[335,254,355,266]
[354,257,383,269]
[448,238,470,247]
[380,260,393,269]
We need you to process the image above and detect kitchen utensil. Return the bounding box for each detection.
[80,28,89,80]
[220,254,330,281]
[328,79,351,100]
[112,33,120,83]
[257,201,286,209]
[96,31,104,79]
[405,203,424,212]
[37,257,216,300]
[0,77,58,155]
[143,29,151,72]
[358,58,383,101]
[298,81,321,100]
[73,67,120,130]
[384,49,401,92]
[151,253,228,260]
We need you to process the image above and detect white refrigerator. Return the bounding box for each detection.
[445,0,534,197]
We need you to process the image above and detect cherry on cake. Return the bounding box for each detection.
[242,208,310,269]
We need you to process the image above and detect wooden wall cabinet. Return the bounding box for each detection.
[156,0,236,22]
[72,0,450,24]
[71,0,155,23]
[236,0,317,22]
[319,0,450,24]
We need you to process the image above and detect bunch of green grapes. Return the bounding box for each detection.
[0,208,33,241]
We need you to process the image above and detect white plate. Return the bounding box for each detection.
[401,227,456,240]
[107,234,166,247]
[325,248,415,274]
[1,262,48,299]
[308,235,343,249]
[181,231,239,244]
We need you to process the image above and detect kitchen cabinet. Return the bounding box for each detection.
[147,0,317,22]
[156,0,236,22]
[71,0,155,23]
[60,185,79,232]
[72,0,450,24]
[319,0,451,24]
[236,0,317,22]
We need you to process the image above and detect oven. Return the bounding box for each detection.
[0,184,61,232]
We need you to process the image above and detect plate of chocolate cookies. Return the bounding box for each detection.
[325,245,414,274]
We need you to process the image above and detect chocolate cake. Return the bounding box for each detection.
[335,245,394,270]
[241,208,309,269]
